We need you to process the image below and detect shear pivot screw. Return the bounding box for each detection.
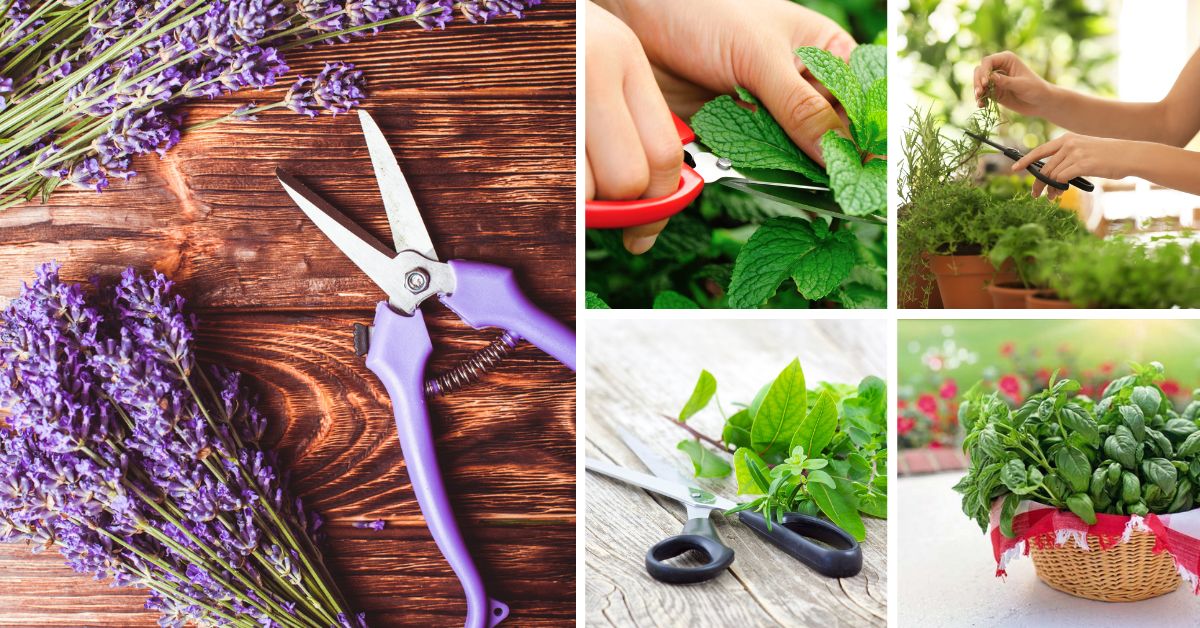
[406,269,429,293]
[716,157,733,170]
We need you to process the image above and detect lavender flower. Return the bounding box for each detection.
[0,0,540,208]
[0,264,360,625]
[286,62,366,118]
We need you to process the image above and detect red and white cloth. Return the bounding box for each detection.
[988,499,1200,593]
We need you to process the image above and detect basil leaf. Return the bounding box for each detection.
[1132,386,1162,418]
[1118,404,1145,442]
[1066,493,1098,525]
[721,409,753,450]
[1143,457,1178,496]
[999,459,1027,492]
[806,469,835,489]
[1104,426,1138,469]
[999,492,1021,538]
[1054,446,1091,493]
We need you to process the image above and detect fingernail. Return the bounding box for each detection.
[625,234,658,255]
[1011,163,1020,171]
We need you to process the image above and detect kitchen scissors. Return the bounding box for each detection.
[965,130,1095,192]
[584,113,885,229]
[586,429,862,584]
[276,110,576,628]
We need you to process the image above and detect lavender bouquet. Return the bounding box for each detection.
[0,264,359,627]
[0,0,540,209]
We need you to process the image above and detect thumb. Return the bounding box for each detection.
[750,53,847,167]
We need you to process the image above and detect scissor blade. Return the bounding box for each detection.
[357,109,437,261]
[586,458,737,512]
[720,180,886,225]
[617,428,716,520]
[964,130,1005,153]
[276,168,403,291]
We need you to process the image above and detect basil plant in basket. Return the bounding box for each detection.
[955,362,1200,537]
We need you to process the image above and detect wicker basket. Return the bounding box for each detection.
[1029,530,1181,602]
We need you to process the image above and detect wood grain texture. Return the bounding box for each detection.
[584,319,887,627]
[0,3,576,626]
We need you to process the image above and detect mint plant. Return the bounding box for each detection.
[663,359,887,541]
[955,363,1200,537]
[585,8,886,310]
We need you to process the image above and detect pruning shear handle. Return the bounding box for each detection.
[584,113,705,229]
[644,515,736,584]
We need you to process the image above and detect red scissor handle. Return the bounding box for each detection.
[585,113,705,229]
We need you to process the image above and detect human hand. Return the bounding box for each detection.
[598,0,855,165]
[1012,133,1126,200]
[585,2,683,255]
[973,51,1057,116]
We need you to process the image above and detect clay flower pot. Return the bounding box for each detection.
[1026,290,1076,309]
[928,255,1019,309]
[987,282,1038,309]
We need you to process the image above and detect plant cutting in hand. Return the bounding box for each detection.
[661,358,886,541]
[0,1,538,209]
[0,264,361,626]
[955,361,1200,536]
[585,44,887,310]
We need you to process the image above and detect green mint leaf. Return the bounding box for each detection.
[821,131,886,216]
[721,409,753,450]
[734,447,772,495]
[795,47,864,126]
[751,358,807,462]
[792,221,858,300]
[791,388,837,456]
[726,217,857,308]
[690,88,827,183]
[676,440,732,478]
[849,44,887,93]
[809,476,866,541]
[585,291,610,309]
[853,78,887,156]
[652,290,699,309]
[678,369,717,422]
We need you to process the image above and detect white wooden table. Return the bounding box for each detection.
[584,319,887,627]
[898,472,1200,626]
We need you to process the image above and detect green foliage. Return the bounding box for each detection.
[668,359,887,541]
[901,0,1114,144]
[726,218,859,308]
[585,291,610,309]
[677,369,717,422]
[586,8,887,310]
[954,362,1200,537]
[689,88,827,183]
[1036,236,1200,308]
[677,440,732,478]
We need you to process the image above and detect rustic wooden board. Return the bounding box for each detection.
[584,319,887,627]
[0,3,576,626]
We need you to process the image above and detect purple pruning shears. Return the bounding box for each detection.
[276,110,576,628]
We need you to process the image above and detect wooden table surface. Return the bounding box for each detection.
[0,4,576,626]
[584,319,887,627]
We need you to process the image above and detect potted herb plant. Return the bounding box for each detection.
[1038,236,1200,308]
[984,199,1087,308]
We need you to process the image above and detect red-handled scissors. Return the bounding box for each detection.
[586,113,856,229]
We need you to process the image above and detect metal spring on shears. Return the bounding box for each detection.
[425,332,520,397]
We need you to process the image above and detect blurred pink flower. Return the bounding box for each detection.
[999,375,1021,401]
[939,379,958,400]
[917,393,938,417]
[1000,342,1015,357]
[898,417,915,435]
[1163,380,1182,396]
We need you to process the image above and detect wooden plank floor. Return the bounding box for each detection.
[0,3,576,626]
[584,319,887,627]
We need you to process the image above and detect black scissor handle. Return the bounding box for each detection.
[644,516,735,584]
[1026,159,1070,191]
[737,510,862,578]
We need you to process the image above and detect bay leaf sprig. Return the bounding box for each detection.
[664,358,887,541]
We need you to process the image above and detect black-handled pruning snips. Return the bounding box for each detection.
[965,130,1095,192]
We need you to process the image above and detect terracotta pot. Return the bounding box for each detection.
[928,255,1019,309]
[1026,290,1077,309]
[987,282,1037,309]
[902,253,944,309]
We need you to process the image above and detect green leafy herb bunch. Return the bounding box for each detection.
[667,358,886,541]
[955,362,1200,538]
